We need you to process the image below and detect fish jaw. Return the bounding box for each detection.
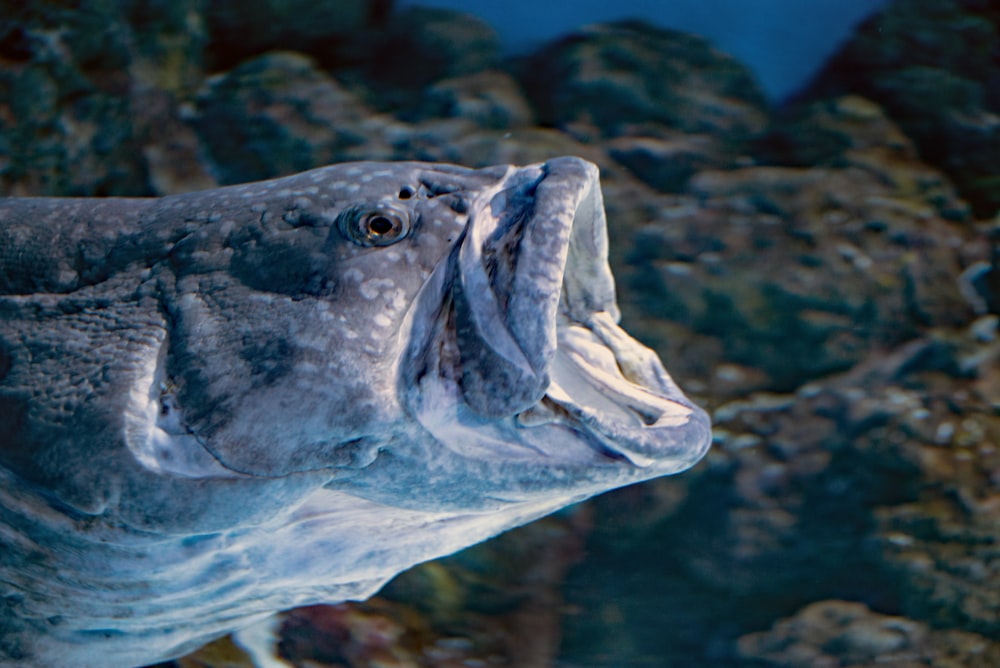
[396,156,711,507]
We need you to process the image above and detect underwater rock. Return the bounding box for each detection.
[621,163,973,392]
[559,316,999,665]
[605,134,735,193]
[517,20,766,192]
[414,70,534,129]
[737,599,1000,667]
[133,88,219,196]
[0,0,209,197]
[407,125,608,172]
[376,7,500,85]
[868,320,1000,637]
[759,95,917,167]
[340,6,502,115]
[616,98,976,392]
[518,21,767,192]
[801,0,1000,218]
[701,319,997,592]
[759,95,970,222]
[984,225,1000,313]
[204,0,392,71]
[193,51,395,184]
[879,494,1000,639]
[519,21,767,140]
[279,602,435,667]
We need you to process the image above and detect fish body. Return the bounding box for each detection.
[0,157,710,667]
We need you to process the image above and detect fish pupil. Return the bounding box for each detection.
[369,216,394,235]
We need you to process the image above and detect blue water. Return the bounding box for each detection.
[396,0,891,100]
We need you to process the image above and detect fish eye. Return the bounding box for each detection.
[339,205,411,247]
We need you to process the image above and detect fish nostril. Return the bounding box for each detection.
[398,186,414,200]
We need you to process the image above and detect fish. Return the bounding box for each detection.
[0,156,710,667]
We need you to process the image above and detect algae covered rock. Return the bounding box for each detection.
[621,166,971,391]
[803,0,1000,217]
[561,315,999,665]
[520,20,767,140]
[867,324,1000,637]
[0,0,211,196]
[614,96,975,393]
[414,70,534,129]
[340,6,502,115]
[192,51,393,184]
[370,6,500,88]
[204,0,392,70]
[738,600,1000,667]
[517,20,767,193]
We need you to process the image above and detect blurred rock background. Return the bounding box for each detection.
[1,0,998,665]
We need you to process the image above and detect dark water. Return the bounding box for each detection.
[397,0,892,100]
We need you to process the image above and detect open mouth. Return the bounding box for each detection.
[524,311,700,467]
[420,156,710,471]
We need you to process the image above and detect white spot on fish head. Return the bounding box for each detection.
[360,277,396,300]
[373,313,392,328]
[294,361,319,376]
[314,302,336,323]
[418,234,441,252]
[389,289,408,312]
[343,267,364,283]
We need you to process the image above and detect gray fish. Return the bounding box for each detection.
[0,156,710,667]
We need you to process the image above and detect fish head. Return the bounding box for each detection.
[150,157,708,510]
[323,156,712,510]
